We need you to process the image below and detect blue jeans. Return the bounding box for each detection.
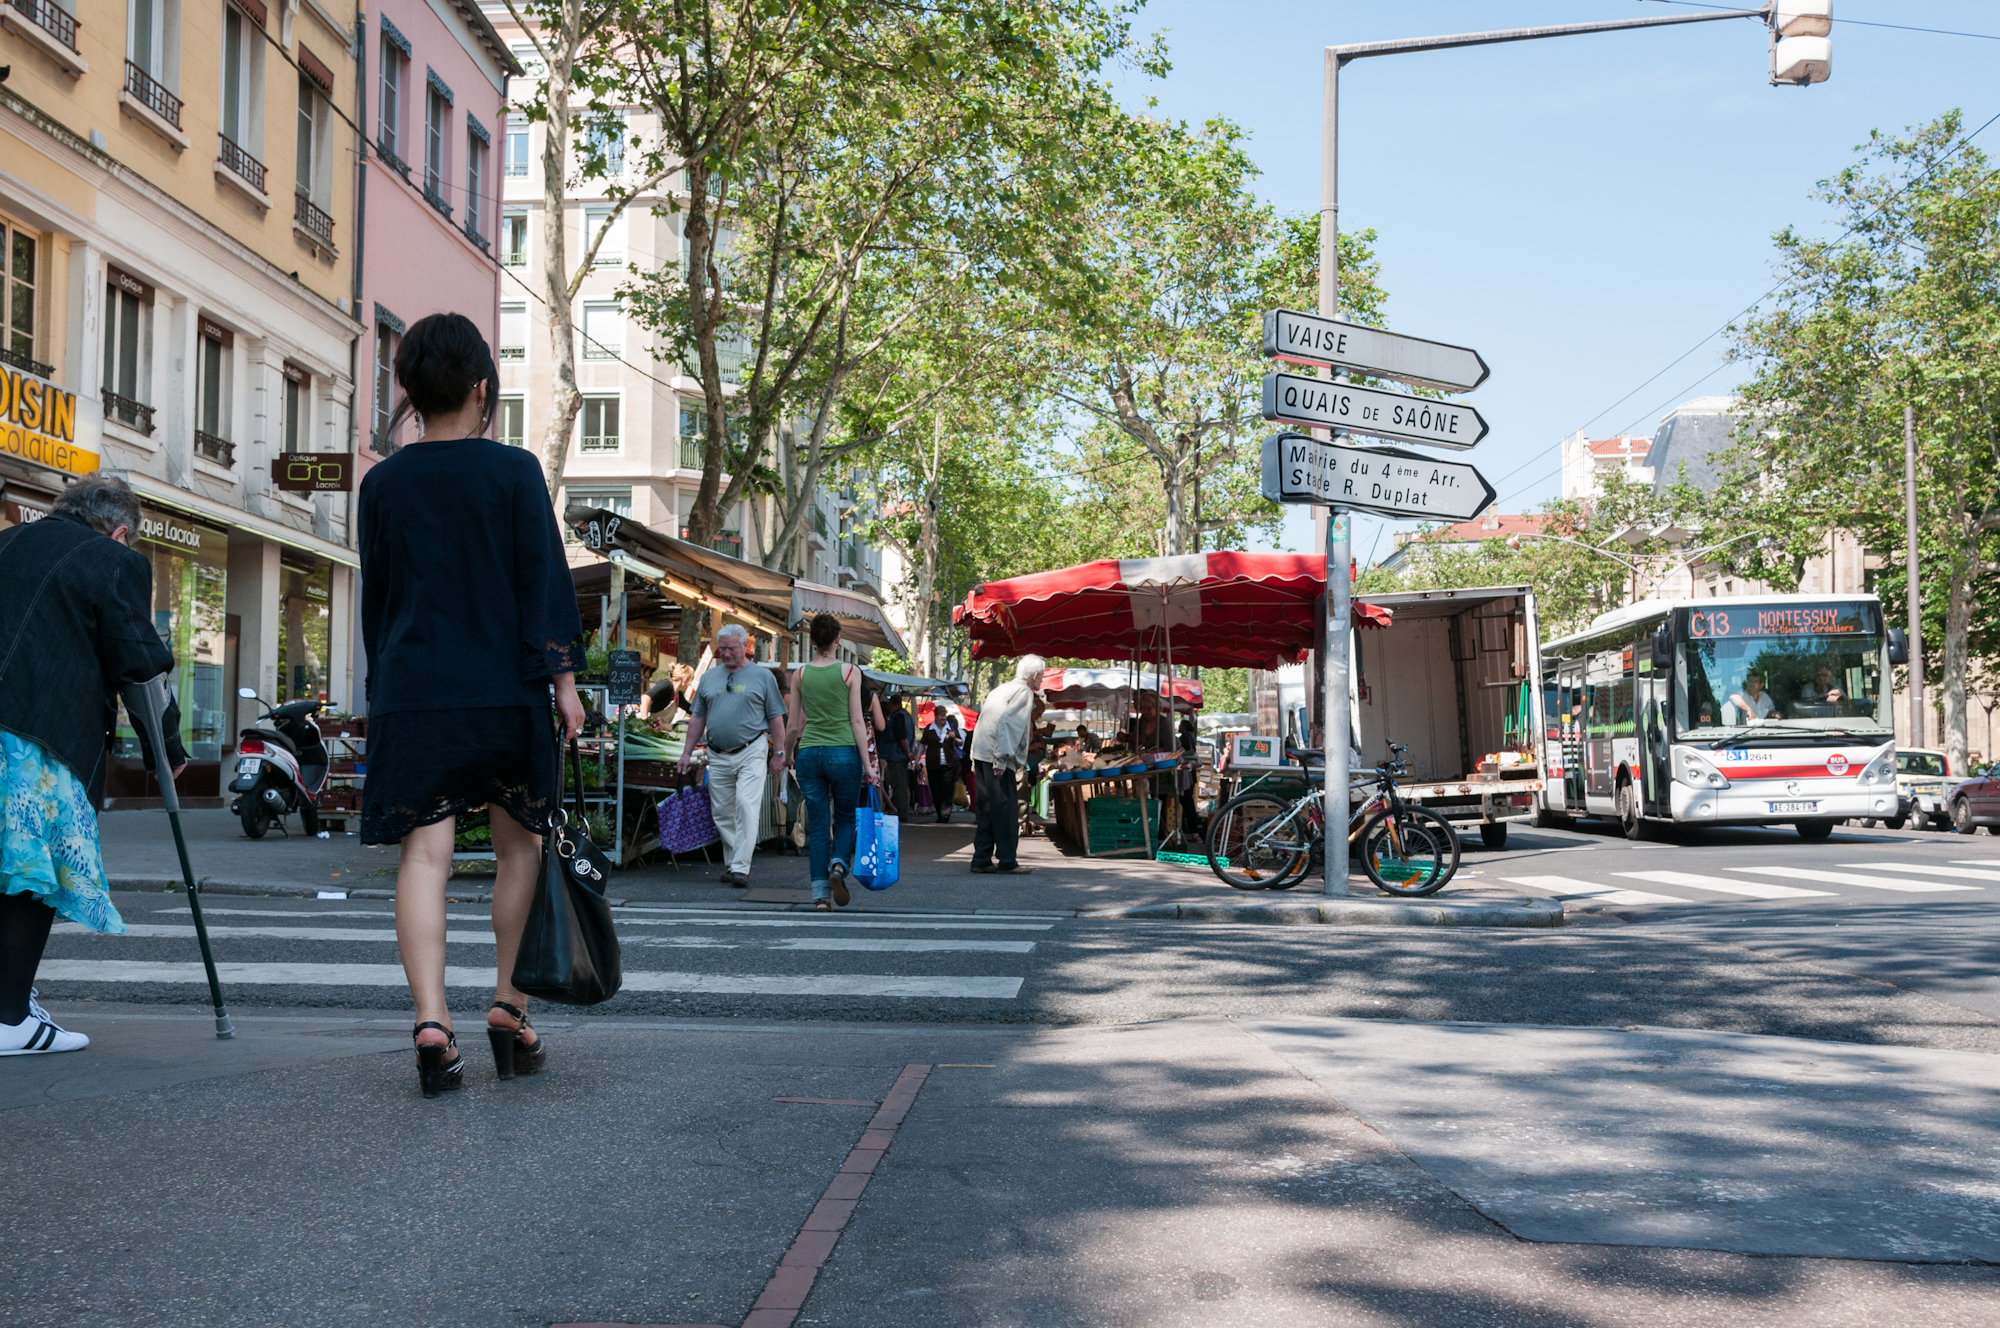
[796,744,862,897]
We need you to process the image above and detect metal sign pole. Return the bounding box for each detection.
[1320,49,1349,897]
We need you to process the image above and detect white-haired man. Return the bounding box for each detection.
[679,624,788,888]
[968,654,1046,874]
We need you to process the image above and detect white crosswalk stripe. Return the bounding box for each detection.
[34,960,1022,999]
[1849,863,2000,885]
[50,907,1039,999]
[1615,871,1834,900]
[67,922,1033,954]
[1501,875,1689,905]
[1730,866,1981,893]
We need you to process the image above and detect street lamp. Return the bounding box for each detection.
[1313,4,1831,895]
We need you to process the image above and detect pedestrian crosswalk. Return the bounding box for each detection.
[1501,858,2000,908]
[41,906,1044,1001]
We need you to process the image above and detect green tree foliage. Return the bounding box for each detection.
[1703,113,2000,766]
[1048,117,1386,556]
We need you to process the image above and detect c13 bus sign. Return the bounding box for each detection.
[1260,433,1496,522]
[1260,372,1488,451]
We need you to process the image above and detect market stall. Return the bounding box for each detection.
[954,552,1392,858]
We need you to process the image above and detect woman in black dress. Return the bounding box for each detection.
[358,313,585,1098]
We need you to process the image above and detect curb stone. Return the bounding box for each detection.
[1082,898,1564,928]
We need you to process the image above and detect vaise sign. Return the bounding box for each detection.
[1260,433,1497,523]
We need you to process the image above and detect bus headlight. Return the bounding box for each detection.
[1856,749,1897,787]
[1675,750,1730,789]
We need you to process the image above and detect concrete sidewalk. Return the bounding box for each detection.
[9,1004,2000,1326]
[100,808,1554,926]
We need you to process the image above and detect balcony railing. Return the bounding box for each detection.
[103,389,155,435]
[498,346,525,361]
[463,220,490,255]
[679,437,702,470]
[580,434,618,452]
[423,185,454,221]
[124,60,182,130]
[217,134,266,193]
[7,0,79,51]
[294,191,335,248]
[0,345,54,379]
[194,430,235,467]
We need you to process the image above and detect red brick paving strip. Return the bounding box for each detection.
[740,1063,933,1328]
[552,1064,933,1328]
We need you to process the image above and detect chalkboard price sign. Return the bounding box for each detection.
[607,649,643,705]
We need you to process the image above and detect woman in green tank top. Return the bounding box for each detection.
[784,614,877,908]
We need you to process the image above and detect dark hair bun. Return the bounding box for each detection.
[389,312,499,438]
[809,613,843,650]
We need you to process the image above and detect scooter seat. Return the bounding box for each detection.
[243,726,297,756]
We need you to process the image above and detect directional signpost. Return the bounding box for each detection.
[1263,308,1489,392]
[1260,433,1497,522]
[1261,372,1488,451]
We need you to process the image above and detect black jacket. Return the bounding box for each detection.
[0,511,185,801]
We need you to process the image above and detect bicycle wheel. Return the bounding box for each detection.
[1206,794,1312,889]
[1358,808,1458,896]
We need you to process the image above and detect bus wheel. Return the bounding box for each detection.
[1617,779,1647,841]
[1796,819,1835,841]
[1479,823,1508,850]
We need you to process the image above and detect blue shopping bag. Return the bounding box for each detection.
[854,787,900,890]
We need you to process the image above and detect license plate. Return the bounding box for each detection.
[1769,800,1818,814]
[235,759,259,772]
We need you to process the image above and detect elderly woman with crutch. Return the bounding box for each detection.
[0,473,187,1054]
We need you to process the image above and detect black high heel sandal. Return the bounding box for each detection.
[413,1022,463,1098]
[487,1001,546,1080]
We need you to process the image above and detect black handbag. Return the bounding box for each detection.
[511,735,623,1005]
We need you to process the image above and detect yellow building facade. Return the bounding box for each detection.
[2,0,365,805]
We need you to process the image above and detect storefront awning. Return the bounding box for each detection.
[121,473,359,567]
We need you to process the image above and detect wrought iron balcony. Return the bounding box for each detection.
[0,345,54,379]
[498,346,525,361]
[423,185,454,221]
[217,134,266,193]
[103,389,155,435]
[124,60,182,130]
[194,430,235,467]
[462,219,489,254]
[294,191,335,248]
[7,0,78,51]
[375,138,411,179]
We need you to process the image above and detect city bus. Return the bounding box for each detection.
[1538,595,1909,839]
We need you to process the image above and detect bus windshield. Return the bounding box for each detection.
[1674,603,1890,740]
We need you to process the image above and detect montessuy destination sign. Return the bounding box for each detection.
[1262,308,1489,393]
[1260,372,1489,451]
[1260,433,1497,522]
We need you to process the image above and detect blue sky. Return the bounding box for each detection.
[1105,1,2000,565]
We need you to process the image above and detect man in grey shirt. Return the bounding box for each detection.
[969,654,1045,874]
[678,625,789,887]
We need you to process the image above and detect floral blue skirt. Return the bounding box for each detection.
[0,731,125,934]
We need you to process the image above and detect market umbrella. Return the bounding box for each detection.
[953,552,1391,669]
[1039,667,1203,712]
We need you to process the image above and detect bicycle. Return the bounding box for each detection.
[1204,742,1461,895]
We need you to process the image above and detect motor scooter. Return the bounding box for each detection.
[227,686,331,838]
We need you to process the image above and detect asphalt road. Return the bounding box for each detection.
[41,815,2000,1053]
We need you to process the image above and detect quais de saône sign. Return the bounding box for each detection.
[0,365,96,478]
[1260,372,1488,451]
[1686,604,1877,639]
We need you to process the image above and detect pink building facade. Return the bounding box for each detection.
[356,0,517,469]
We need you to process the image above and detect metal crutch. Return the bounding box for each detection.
[122,673,235,1039]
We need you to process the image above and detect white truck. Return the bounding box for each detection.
[1351,585,1548,849]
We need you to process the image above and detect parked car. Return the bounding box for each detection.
[1885,748,1952,830]
[1948,763,2000,835]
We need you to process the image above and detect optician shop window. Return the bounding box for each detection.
[278,556,332,703]
[115,507,230,764]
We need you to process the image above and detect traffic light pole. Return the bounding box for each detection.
[1316,5,1773,895]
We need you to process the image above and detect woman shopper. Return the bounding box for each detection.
[0,474,187,1055]
[359,312,585,1098]
[785,615,878,910]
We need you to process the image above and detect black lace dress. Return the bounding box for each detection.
[356,438,583,844]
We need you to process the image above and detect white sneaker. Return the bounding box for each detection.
[26,986,50,1022]
[0,1011,88,1055]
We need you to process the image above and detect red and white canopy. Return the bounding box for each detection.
[954,552,1391,670]
[1039,667,1203,712]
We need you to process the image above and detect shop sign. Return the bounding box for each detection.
[0,366,97,478]
[273,451,354,492]
[607,649,643,705]
[139,511,210,550]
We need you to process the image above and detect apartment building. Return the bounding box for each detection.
[2,0,364,805]
[357,0,514,466]
[1559,429,1655,500]
[484,5,886,634]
